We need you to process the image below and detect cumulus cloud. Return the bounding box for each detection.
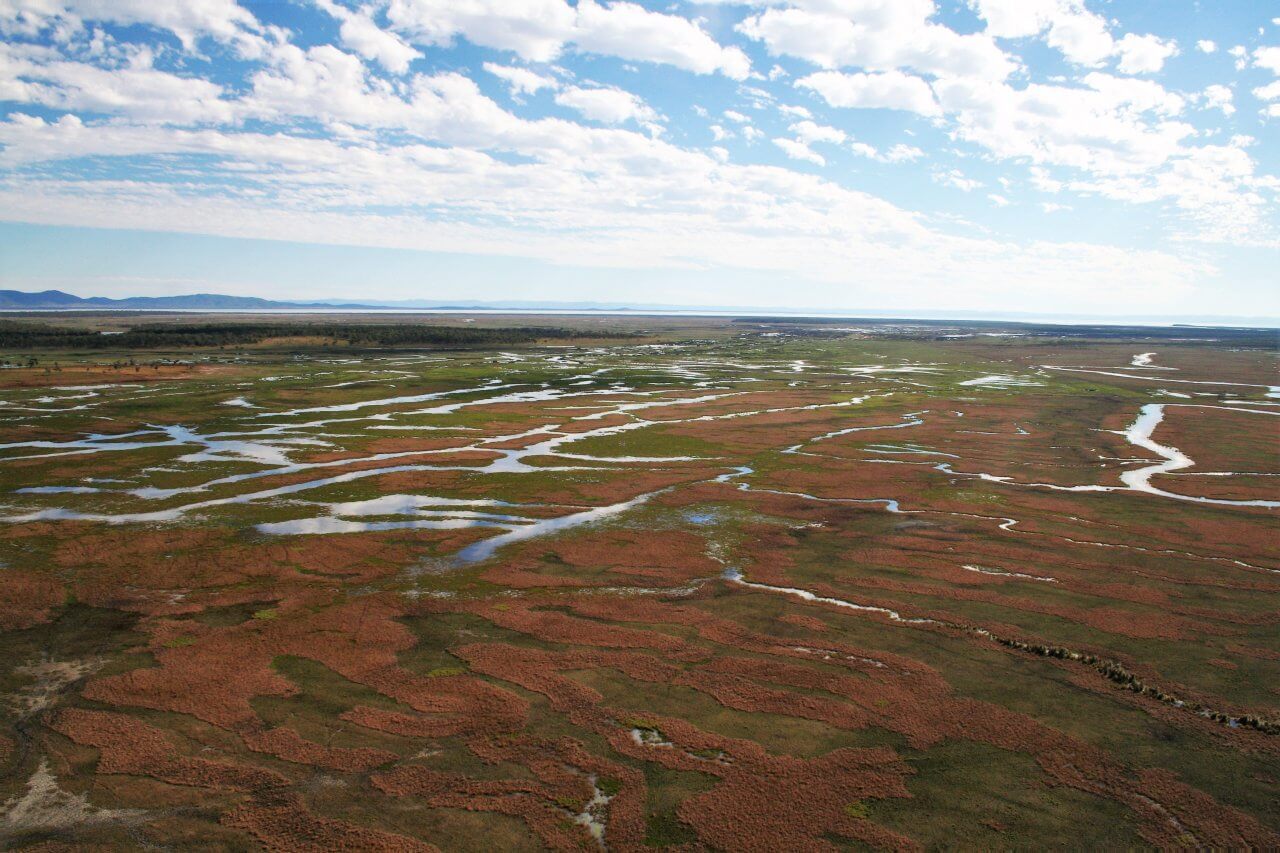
[315,0,420,74]
[573,0,750,80]
[1115,33,1178,74]
[849,140,925,163]
[1202,84,1235,116]
[972,0,1176,73]
[789,119,845,145]
[796,70,940,117]
[855,140,926,162]
[773,136,825,165]
[932,72,1187,176]
[739,1,1014,81]
[385,0,748,78]
[483,62,557,95]
[0,41,239,124]
[554,84,657,125]
[0,0,262,51]
[1255,80,1280,102]
[1196,39,1216,54]
[923,69,1278,241]
[1255,45,1280,74]
[386,0,571,62]
[972,0,1112,65]
[934,169,982,191]
[884,143,924,162]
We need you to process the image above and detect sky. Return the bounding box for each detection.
[0,0,1278,320]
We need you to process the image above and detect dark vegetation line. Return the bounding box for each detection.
[0,321,639,350]
[734,317,1280,346]
[986,634,1280,735]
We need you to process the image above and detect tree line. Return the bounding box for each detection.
[0,321,636,350]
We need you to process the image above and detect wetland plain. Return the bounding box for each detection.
[0,313,1275,850]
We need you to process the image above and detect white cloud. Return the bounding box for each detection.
[1254,80,1280,102]
[796,70,940,117]
[1256,46,1280,74]
[44,0,258,48]
[926,72,1276,243]
[972,0,1175,73]
[789,119,844,145]
[848,141,877,160]
[0,0,276,62]
[1196,40,1216,54]
[1114,33,1177,74]
[848,140,923,163]
[0,102,1221,312]
[773,136,825,165]
[884,143,924,162]
[934,169,981,191]
[554,84,657,125]
[1202,84,1234,116]
[385,0,748,78]
[573,0,750,80]
[777,103,812,119]
[739,1,1014,81]
[386,0,573,62]
[973,0,1111,65]
[987,193,1010,206]
[933,73,1187,176]
[316,0,420,74]
[723,109,750,123]
[0,41,239,124]
[244,43,412,129]
[483,62,557,95]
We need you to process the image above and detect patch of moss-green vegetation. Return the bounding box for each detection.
[569,666,903,757]
[865,740,1143,847]
[252,656,418,757]
[0,604,143,705]
[187,602,263,627]
[642,764,712,848]
[844,800,871,819]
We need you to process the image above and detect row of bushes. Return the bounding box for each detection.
[991,633,1280,735]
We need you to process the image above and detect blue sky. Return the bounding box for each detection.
[0,0,1278,319]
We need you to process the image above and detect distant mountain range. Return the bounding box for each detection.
[0,289,672,312]
[0,289,395,311]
